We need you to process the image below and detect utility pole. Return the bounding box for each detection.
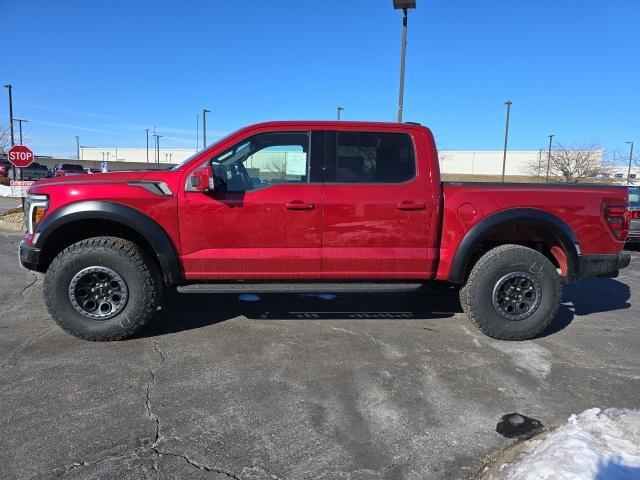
[537,149,542,178]
[13,118,28,145]
[393,1,416,122]
[337,106,344,121]
[145,129,150,163]
[546,134,555,183]
[627,141,634,185]
[3,84,15,146]
[152,134,163,164]
[203,109,210,149]
[501,100,512,182]
[75,136,80,160]
[196,114,199,150]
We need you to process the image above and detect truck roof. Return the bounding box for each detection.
[244,120,426,130]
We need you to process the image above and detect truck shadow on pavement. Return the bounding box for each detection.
[539,277,631,337]
[141,287,461,338]
[140,278,631,339]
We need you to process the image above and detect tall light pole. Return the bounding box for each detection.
[3,84,15,147]
[546,134,555,183]
[75,136,80,159]
[152,134,163,164]
[337,106,344,120]
[626,141,634,185]
[196,114,199,150]
[393,0,416,122]
[145,129,150,163]
[501,100,512,182]
[13,118,28,145]
[202,108,210,149]
[537,149,543,178]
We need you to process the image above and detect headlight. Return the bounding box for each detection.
[24,194,49,235]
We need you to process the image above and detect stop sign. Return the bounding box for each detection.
[7,145,34,168]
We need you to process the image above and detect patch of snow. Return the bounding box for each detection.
[492,408,640,480]
[0,185,16,197]
[238,293,261,302]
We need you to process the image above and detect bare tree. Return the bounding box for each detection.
[266,155,287,180]
[527,143,609,183]
[0,123,10,154]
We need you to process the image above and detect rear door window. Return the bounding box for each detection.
[328,131,416,183]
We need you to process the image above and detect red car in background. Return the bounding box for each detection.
[0,158,11,177]
[53,163,86,177]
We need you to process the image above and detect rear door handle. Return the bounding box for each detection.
[286,201,315,210]
[397,201,426,210]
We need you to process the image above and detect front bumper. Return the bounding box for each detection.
[574,252,631,281]
[19,241,43,272]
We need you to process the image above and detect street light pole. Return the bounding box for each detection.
[393,0,416,122]
[13,118,28,145]
[537,149,542,178]
[203,109,210,149]
[546,134,555,183]
[501,100,512,182]
[337,106,344,121]
[626,141,634,185]
[75,136,80,160]
[152,134,163,164]
[145,129,149,163]
[3,84,15,147]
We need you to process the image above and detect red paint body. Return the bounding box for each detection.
[25,121,629,283]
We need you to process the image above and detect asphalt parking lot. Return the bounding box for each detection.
[1,232,639,480]
[0,197,21,214]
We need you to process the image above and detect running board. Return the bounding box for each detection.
[178,282,425,294]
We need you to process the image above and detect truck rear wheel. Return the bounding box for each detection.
[460,244,561,340]
[44,237,161,341]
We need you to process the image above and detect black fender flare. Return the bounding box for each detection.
[35,200,182,286]
[448,208,580,283]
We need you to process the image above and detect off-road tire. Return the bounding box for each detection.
[44,237,162,341]
[460,244,561,340]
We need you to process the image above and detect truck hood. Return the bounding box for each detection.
[33,170,151,188]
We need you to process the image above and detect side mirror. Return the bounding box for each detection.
[190,166,215,192]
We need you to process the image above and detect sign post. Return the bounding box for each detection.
[7,145,34,207]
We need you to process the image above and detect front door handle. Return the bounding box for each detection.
[286,201,315,210]
[397,201,426,210]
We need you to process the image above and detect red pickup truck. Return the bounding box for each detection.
[19,121,631,341]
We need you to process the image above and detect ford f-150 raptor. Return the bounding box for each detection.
[19,121,631,341]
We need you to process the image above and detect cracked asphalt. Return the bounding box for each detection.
[1,232,639,480]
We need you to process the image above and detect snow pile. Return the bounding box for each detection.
[493,408,640,480]
[0,185,14,197]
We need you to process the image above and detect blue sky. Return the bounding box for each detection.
[1,0,638,160]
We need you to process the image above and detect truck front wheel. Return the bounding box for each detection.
[44,237,162,341]
[460,244,561,340]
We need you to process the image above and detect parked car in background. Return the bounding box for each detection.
[85,168,101,174]
[53,163,86,177]
[627,186,640,244]
[0,159,11,177]
[20,163,51,181]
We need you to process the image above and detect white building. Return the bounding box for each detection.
[80,147,196,164]
[80,146,625,180]
[438,150,547,176]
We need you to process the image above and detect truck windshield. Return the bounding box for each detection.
[170,128,240,171]
[629,187,640,207]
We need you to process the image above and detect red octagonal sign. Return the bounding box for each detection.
[8,145,34,168]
